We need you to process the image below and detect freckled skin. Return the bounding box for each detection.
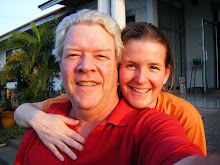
[119,39,171,109]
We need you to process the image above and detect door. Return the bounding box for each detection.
[202,19,219,90]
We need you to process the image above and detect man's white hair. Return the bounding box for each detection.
[53,9,124,64]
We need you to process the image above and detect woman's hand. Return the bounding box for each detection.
[14,103,85,161]
[30,111,85,161]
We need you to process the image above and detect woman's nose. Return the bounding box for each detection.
[134,69,148,84]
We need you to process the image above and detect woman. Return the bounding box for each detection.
[14,22,206,161]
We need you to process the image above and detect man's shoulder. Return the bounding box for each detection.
[136,106,180,127]
[43,94,69,112]
[44,94,69,105]
[108,98,160,126]
[48,100,71,115]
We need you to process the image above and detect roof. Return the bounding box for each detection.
[39,0,95,10]
[0,0,97,42]
[0,6,72,42]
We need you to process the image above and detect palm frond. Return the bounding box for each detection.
[31,22,41,43]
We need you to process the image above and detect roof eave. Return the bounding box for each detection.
[38,0,64,11]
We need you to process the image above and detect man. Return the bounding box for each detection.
[15,9,219,165]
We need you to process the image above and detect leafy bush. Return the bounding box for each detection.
[0,136,7,144]
[6,124,26,138]
[0,129,8,145]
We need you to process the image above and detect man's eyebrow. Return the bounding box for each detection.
[63,47,78,51]
[64,47,113,52]
[94,48,113,52]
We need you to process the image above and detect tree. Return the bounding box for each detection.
[0,20,60,103]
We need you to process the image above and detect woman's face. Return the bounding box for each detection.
[119,39,170,109]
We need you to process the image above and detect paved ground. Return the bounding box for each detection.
[175,91,220,155]
[198,108,220,154]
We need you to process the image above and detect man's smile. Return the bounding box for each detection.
[77,81,98,86]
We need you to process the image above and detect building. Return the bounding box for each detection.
[1,0,220,92]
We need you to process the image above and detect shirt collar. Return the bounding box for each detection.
[48,100,71,116]
[106,97,141,127]
[48,98,142,127]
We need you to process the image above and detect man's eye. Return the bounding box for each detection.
[69,54,78,57]
[96,55,109,60]
[98,55,106,58]
[67,54,80,58]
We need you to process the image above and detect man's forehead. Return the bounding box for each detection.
[63,24,115,52]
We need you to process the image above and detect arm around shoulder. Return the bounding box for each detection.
[14,102,44,128]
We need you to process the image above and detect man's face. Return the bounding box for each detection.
[60,23,118,111]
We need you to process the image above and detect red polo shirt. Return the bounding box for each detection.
[15,98,203,165]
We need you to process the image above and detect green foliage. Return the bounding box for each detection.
[6,124,26,138]
[0,124,26,145]
[0,136,7,144]
[0,20,60,103]
[0,129,8,144]
[0,90,14,111]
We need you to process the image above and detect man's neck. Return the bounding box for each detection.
[69,95,119,138]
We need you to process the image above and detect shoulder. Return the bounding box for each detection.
[135,107,182,132]
[133,108,204,164]
[47,100,71,115]
[159,92,195,107]
[157,92,201,118]
[43,94,69,112]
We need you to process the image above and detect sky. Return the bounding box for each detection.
[0,0,63,36]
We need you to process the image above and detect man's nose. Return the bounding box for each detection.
[134,69,148,84]
[76,54,96,73]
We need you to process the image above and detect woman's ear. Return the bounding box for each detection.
[163,65,171,85]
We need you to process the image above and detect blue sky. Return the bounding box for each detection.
[0,0,63,36]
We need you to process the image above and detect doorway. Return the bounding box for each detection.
[202,19,219,91]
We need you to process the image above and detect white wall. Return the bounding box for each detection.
[53,72,62,91]
[0,49,6,69]
[185,0,214,88]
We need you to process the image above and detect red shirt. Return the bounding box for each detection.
[15,98,203,165]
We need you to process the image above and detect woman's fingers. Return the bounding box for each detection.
[60,116,86,146]
[44,141,65,161]
[32,113,85,161]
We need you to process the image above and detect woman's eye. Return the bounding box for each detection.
[128,64,135,68]
[126,64,136,70]
[150,66,158,70]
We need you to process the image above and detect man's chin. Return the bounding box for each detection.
[73,99,102,110]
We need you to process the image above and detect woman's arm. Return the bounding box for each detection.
[14,102,43,128]
[14,102,85,161]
